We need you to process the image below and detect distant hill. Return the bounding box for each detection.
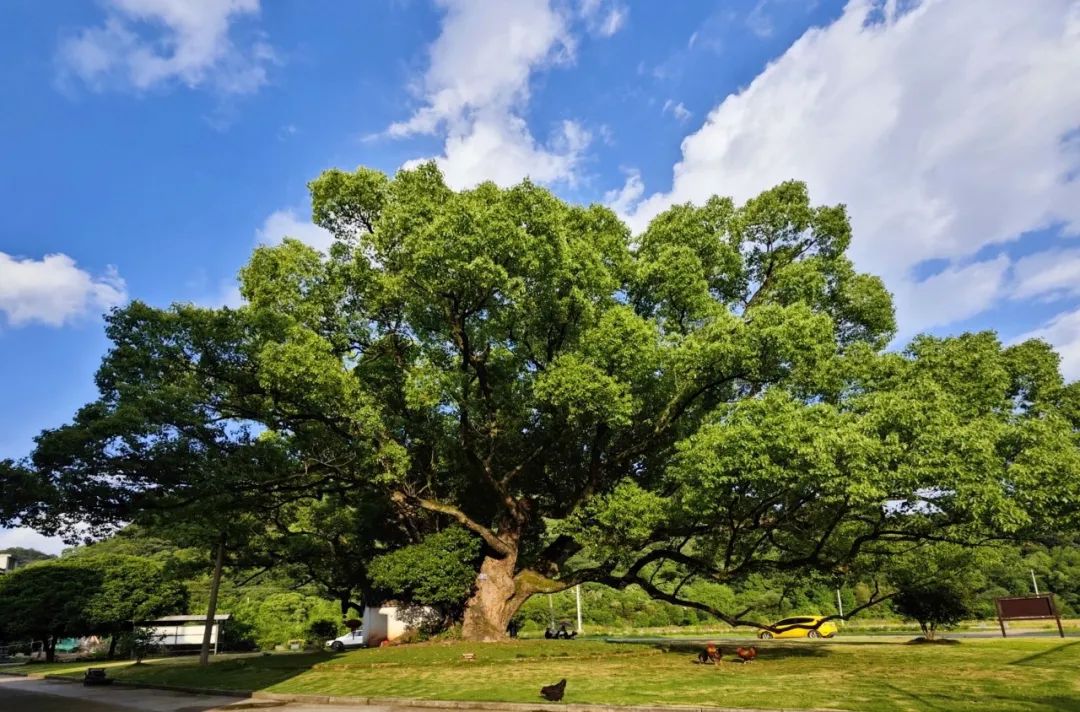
[0,547,54,563]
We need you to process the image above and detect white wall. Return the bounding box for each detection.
[361,606,434,646]
[148,624,218,647]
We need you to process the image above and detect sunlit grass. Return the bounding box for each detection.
[7,637,1079,711]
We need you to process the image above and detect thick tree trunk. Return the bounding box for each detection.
[340,594,363,622]
[199,533,226,666]
[45,635,57,663]
[460,554,531,641]
[107,634,119,659]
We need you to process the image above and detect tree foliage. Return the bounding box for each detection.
[892,584,974,640]
[368,526,482,616]
[12,164,1080,639]
[0,554,184,660]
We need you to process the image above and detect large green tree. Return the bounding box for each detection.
[0,555,184,661]
[17,164,1080,640]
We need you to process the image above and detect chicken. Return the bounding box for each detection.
[697,643,723,664]
[735,646,757,663]
[540,679,567,701]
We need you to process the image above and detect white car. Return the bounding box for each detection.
[326,630,365,651]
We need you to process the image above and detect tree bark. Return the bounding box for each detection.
[45,635,57,663]
[107,634,119,659]
[340,594,363,622]
[199,533,226,666]
[460,553,531,641]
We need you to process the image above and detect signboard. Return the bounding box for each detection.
[994,594,1064,638]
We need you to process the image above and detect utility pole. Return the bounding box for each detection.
[1031,569,1040,595]
[200,533,227,666]
[575,585,583,634]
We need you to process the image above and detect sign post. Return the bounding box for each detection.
[994,594,1064,638]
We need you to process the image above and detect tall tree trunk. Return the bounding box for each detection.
[199,533,227,666]
[45,635,57,663]
[460,553,531,641]
[107,633,119,659]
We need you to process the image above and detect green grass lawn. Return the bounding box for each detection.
[7,638,1079,711]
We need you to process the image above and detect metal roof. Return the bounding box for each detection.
[140,614,232,623]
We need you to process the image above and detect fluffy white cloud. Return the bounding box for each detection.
[625,0,1080,336]
[604,169,644,216]
[0,252,126,327]
[388,0,593,189]
[1015,308,1080,382]
[1010,248,1080,302]
[58,0,274,95]
[255,209,332,253]
[891,256,1010,338]
[0,527,67,556]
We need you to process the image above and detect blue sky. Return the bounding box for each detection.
[2,0,1079,551]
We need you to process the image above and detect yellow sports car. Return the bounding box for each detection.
[757,615,838,639]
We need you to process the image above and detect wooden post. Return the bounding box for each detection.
[199,533,226,666]
[1050,596,1065,639]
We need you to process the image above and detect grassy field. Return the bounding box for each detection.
[6,637,1080,711]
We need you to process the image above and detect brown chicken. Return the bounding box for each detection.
[540,679,567,701]
[735,646,758,663]
[697,644,723,664]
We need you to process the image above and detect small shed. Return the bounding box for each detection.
[361,605,436,646]
[139,614,232,654]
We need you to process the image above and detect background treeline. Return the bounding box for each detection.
[3,528,1075,654]
[520,539,1080,631]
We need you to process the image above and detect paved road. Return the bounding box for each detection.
[0,676,519,712]
[0,676,244,711]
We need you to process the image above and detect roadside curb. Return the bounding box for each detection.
[45,673,251,699]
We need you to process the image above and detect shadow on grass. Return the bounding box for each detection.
[644,639,832,661]
[113,650,335,691]
[879,683,1080,712]
[1008,640,1080,667]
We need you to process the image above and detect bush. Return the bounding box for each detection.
[892,583,974,640]
[116,627,164,663]
[307,619,340,643]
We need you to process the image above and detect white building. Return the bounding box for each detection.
[139,614,231,654]
[0,553,15,575]
[362,605,437,646]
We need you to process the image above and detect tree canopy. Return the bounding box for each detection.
[0,554,185,660]
[13,164,1080,640]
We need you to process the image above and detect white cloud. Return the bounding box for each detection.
[626,0,1080,336]
[58,0,274,95]
[255,209,333,253]
[662,99,692,122]
[387,0,593,189]
[1015,308,1080,382]
[891,256,1010,338]
[604,169,644,216]
[0,252,126,327]
[1010,248,1080,302]
[580,0,627,38]
[746,0,775,38]
[0,527,67,556]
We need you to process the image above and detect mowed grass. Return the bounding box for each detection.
[10,638,1080,711]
